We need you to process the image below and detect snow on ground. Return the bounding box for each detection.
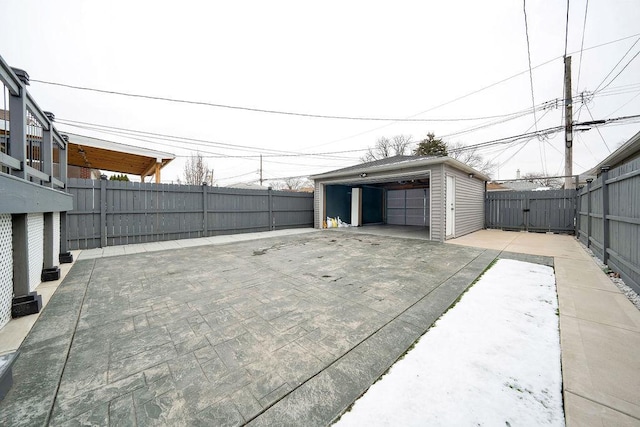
[335,259,565,427]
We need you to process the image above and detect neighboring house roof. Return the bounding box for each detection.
[500,181,540,191]
[585,130,640,176]
[310,155,490,182]
[65,133,175,181]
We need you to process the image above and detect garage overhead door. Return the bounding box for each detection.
[386,189,429,226]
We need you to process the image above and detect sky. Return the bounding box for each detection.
[1,0,639,186]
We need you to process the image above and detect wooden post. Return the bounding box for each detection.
[601,167,610,264]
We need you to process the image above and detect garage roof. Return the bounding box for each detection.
[310,155,490,183]
[65,133,175,182]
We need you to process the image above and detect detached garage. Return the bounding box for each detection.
[310,156,489,242]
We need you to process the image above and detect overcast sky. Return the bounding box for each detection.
[1,0,639,185]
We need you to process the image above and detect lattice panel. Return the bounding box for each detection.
[53,212,60,263]
[27,213,44,292]
[0,214,12,329]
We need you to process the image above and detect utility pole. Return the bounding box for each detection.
[564,56,574,189]
[259,154,263,186]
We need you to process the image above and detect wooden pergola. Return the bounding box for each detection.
[65,133,175,183]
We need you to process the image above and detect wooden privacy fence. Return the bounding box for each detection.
[577,158,640,294]
[66,178,314,250]
[485,189,577,234]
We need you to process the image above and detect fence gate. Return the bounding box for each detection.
[485,189,577,233]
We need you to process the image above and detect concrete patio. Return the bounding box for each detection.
[1,229,503,426]
[1,227,638,426]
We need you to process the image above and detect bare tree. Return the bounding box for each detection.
[182,152,214,185]
[268,180,285,190]
[522,172,563,188]
[361,135,412,162]
[268,178,311,191]
[446,141,497,178]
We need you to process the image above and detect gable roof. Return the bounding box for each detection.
[310,155,490,182]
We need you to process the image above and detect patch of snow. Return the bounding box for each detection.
[335,259,564,427]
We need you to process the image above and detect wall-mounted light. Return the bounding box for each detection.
[360,173,367,177]
[469,173,474,179]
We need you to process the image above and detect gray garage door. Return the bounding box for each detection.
[386,189,429,226]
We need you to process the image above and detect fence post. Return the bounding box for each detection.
[484,182,488,229]
[585,179,592,247]
[202,183,208,237]
[601,166,610,265]
[268,187,274,230]
[100,175,107,248]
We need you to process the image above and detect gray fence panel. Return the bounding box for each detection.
[207,188,270,235]
[577,159,640,294]
[486,189,576,233]
[527,190,577,233]
[66,180,314,249]
[272,191,315,229]
[485,191,524,230]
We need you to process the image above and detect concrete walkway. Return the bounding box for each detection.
[1,229,503,426]
[448,229,640,426]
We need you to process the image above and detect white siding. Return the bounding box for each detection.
[430,165,444,242]
[0,214,12,329]
[313,181,323,228]
[53,211,60,263]
[28,213,45,292]
[445,165,485,238]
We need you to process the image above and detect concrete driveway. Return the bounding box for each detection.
[1,230,502,426]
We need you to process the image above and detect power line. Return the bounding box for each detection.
[301,32,640,151]
[56,118,365,159]
[595,50,640,94]
[30,79,527,123]
[452,113,639,154]
[605,91,640,118]
[584,103,611,153]
[593,37,640,94]
[29,32,640,144]
[495,109,553,168]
